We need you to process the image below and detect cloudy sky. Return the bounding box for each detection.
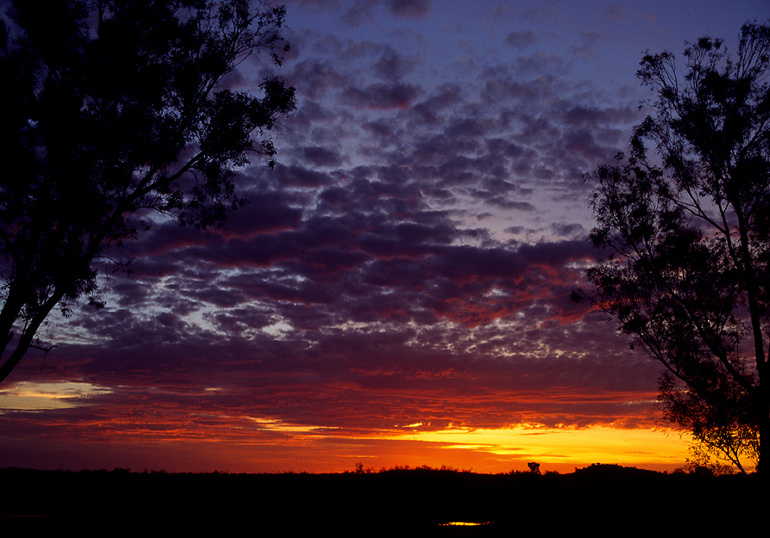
[1,0,767,474]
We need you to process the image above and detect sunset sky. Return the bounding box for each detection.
[1,0,767,475]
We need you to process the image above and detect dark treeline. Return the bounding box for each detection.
[0,465,763,535]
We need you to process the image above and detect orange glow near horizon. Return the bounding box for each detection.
[0,381,694,474]
[378,424,692,473]
[305,422,691,475]
[91,420,692,475]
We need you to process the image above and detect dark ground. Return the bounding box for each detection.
[0,464,764,535]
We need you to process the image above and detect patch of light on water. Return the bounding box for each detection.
[439,521,492,527]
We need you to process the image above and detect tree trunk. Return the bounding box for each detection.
[758,361,770,478]
[0,289,65,384]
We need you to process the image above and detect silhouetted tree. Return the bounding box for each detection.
[0,0,295,383]
[580,21,770,474]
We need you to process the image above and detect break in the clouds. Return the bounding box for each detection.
[1,0,767,474]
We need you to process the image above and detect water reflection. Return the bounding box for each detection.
[440,521,492,527]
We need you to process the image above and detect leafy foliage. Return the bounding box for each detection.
[0,0,295,382]
[581,21,770,473]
